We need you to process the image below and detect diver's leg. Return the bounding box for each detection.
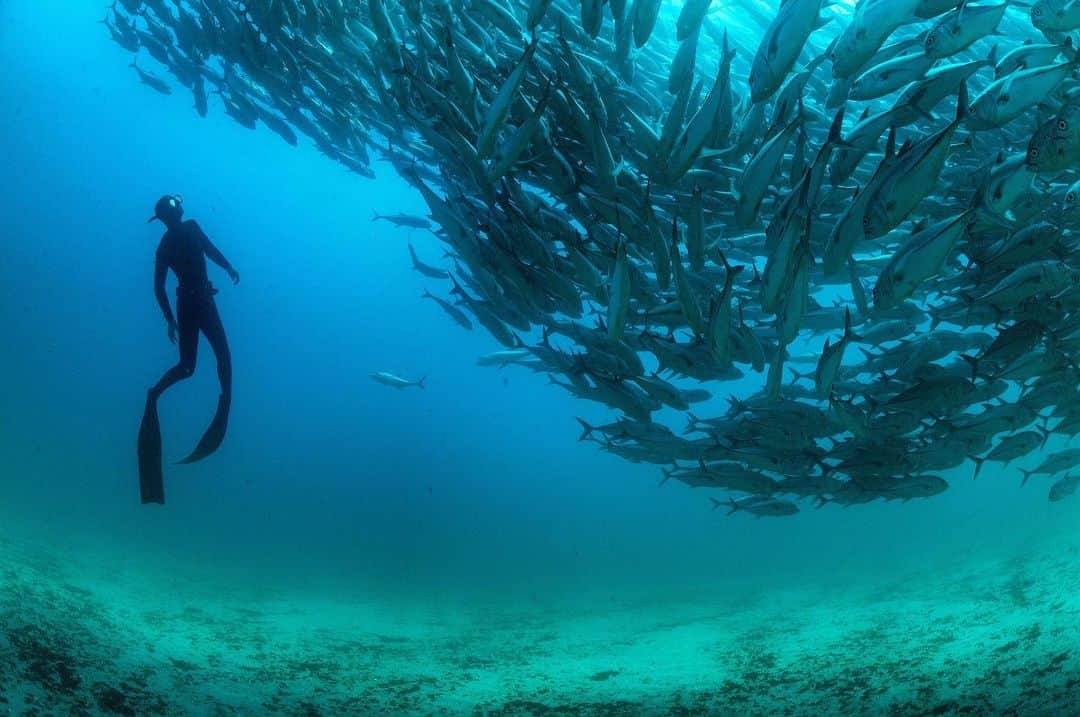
[148,308,199,399]
[178,300,231,464]
[140,300,198,503]
[202,300,232,398]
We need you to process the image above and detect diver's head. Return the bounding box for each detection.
[148,194,184,226]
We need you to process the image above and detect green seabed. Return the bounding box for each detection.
[2,514,1078,716]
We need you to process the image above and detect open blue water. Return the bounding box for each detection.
[1,1,1079,714]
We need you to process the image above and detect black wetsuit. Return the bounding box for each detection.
[151,219,233,399]
[139,219,235,505]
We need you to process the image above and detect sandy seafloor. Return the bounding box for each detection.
[1,516,1078,716]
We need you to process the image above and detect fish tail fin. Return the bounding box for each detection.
[826,106,849,148]
[986,43,999,68]
[788,366,812,383]
[575,417,594,441]
[841,306,859,342]
[660,466,674,487]
[1037,425,1052,450]
[684,412,700,434]
[716,248,732,274]
[726,498,739,516]
[421,288,433,299]
[960,354,979,382]
[955,80,968,123]
[371,211,382,222]
[1019,468,1034,487]
[1065,35,1080,66]
[709,497,722,511]
[928,306,943,331]
[417,376,427,390]
[969,454,985,480]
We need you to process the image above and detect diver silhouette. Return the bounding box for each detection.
[138,195,239,504]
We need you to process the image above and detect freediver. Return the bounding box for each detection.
[138,195,239,504]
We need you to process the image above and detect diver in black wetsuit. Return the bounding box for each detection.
[138,195,239,504]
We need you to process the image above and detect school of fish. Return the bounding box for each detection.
[105,0,1080,516]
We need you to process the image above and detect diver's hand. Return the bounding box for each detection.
[228,268,240,286]
[167,320,177,344]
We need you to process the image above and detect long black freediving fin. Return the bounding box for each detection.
[178,392,231,464]
[138,393,165,504]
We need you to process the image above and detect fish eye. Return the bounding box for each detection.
[1030,148,1040,158]
[926,35,936,46]
[1067,193,1075,203]
[1033,6,1042,15]
[1059,119,1068,131]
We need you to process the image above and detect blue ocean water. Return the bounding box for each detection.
[2,1,1080,714]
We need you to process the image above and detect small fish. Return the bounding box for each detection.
[1049,473,1080,502]
[815,308,861,399]
[409,245,449,279]
[832,0,922,79]
[748,0,825,103]
[129,57,172,95]
[712,496,800,517]
[372,211,431,229]
[968,61,1076,131]
[371,372,426,390]
[1032,0,1080,32]
[607,238,631,341]
[924,2,1008,59]
[849,52,934,102]
[422,289,472,330]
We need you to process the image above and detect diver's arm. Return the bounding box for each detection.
[195,221,240,285]
[154,249,175,325]
[154,248,177,343]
